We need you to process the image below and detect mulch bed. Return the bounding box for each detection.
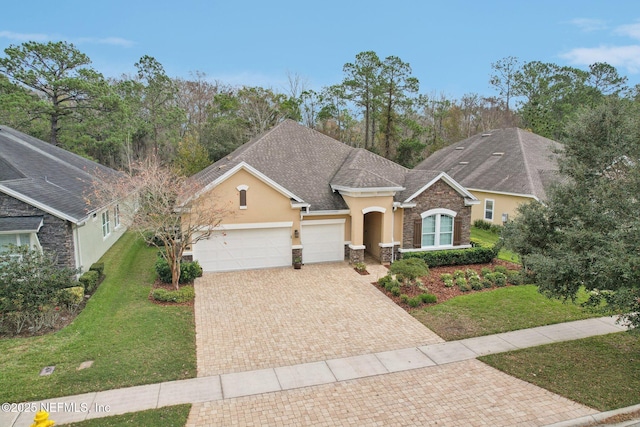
[147,280,195,307]
[373,259,521,312]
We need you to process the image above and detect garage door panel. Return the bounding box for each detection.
[301,222,344,264]
[194,227,291,272]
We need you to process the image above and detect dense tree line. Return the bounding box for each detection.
[0,41,635,172]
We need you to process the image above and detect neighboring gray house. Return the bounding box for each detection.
[0,126,124,271]
[415,128,562,225]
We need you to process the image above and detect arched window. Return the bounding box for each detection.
[420,209,456,248]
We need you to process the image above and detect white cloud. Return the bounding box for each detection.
[560,45,640,73]
[567,18,607,32]
[615,21,640,40]
[0,30,49,42]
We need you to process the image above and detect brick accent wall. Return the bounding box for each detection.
[402,179,471,249]
[0,193,76,268]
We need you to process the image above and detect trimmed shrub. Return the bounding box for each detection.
[440,273,453,281]
[494,272,507,287]
[456,277,469,292]
[494,265,508,275]
[420,293,437,304]
[89,262,105,277]
[390,286,401,297]
[389,258,429,285]
[403,245,497,267]
[469,275,483,290]
[385,279,400,292]
[482,278,493,289]
[58,286,84,306]
[151,286,195,303]
[443,278,454,288]
[400,294,410,303]
[465,269,478,279]
[378,275,392,287]
[453,270,465,279]
[480,267,492,277]
[79,270,100,293]
[506,270,524,285]
[155,257,203,284]
[354,262,367,273]
[407,296,422,308]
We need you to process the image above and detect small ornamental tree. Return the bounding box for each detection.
[89,158,230,289]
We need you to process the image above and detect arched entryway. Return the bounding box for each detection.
[363,210,383,261]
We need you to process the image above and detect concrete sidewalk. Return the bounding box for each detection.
[2,316,631,426]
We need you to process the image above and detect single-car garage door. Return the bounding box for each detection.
[301,219,345,263]
[193,224,292,272]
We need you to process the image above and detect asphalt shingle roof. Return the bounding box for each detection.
[0,216,43,232]
[414,128,561,200]
[0,126,121,223]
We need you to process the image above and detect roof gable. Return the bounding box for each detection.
[414,128,561,200]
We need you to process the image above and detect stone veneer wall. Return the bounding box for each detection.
[0,193,76,268]
[292,247,302,264]
[402,179,471,249]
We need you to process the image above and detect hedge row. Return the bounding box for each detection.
[151,286,195,303]
[402,245,498,267]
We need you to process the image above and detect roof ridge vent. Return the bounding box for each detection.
[492,152,504,156]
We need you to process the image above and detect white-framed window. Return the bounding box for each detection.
[102,211,110,238]
[0,233,31,253]
[421,209,456,248]
[114,204,121,228]
[484,199,494,221]
[237,185,249,210]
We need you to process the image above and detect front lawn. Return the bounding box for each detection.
[412,285,597,340]
[0,233,196,404]
[481,332,640,411]
[471,226,519,262]
[60,404,191,427]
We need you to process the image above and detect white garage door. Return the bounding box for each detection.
[301,220,345,263]
[193,225,292,272]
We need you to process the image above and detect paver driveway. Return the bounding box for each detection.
[194,262,444,377]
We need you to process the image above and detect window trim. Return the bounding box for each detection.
[114,204,121,229]
[484,199,495,221]
[101,211,111,238]
[420,208,457,249]
[237,185,249,210]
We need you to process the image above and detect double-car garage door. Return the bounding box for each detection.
[193,220,345,272]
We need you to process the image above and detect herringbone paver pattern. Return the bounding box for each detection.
[185,359,597,426]
[194,262,443,377]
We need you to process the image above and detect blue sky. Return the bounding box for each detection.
[2,0,640,99]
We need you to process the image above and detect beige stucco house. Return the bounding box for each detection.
[185,120,479,272]
[415,128,561,225]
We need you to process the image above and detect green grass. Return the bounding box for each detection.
[480,332,640,411]
[413,285,598,340]
[0,233,196,403]
[60,404,191,426]
[470,226,520,262]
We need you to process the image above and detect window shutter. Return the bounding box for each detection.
[413,218,422,248]
[453,216,462,246]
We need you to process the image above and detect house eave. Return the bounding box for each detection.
[0,184,81,224]
[331,185,405,198]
